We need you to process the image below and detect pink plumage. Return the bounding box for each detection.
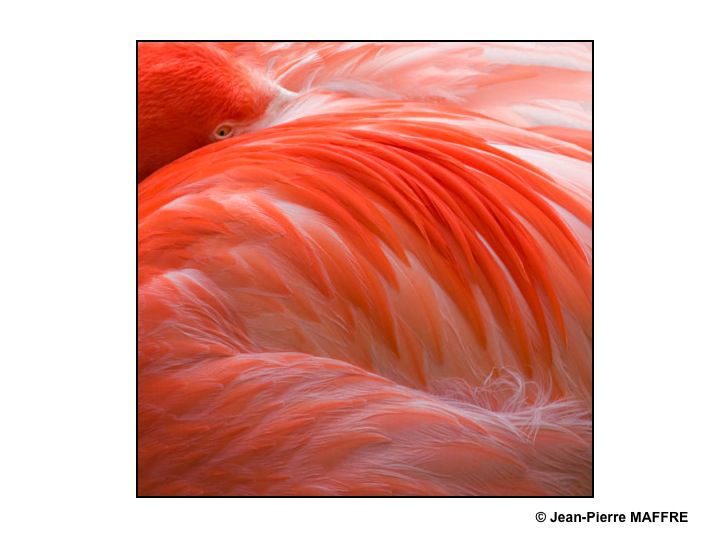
[138,41,592,496]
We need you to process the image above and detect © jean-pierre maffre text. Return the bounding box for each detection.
[548,511,688,523]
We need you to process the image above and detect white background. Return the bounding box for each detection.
[2,1,718,538]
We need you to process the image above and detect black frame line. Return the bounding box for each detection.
[135,39,594,499]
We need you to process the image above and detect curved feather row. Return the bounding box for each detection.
[140,353,591,496]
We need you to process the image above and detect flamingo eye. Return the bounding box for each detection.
[214,124,234,140]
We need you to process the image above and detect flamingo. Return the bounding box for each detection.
[138,41,592,496]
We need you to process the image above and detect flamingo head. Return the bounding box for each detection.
[138,42,276,181]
